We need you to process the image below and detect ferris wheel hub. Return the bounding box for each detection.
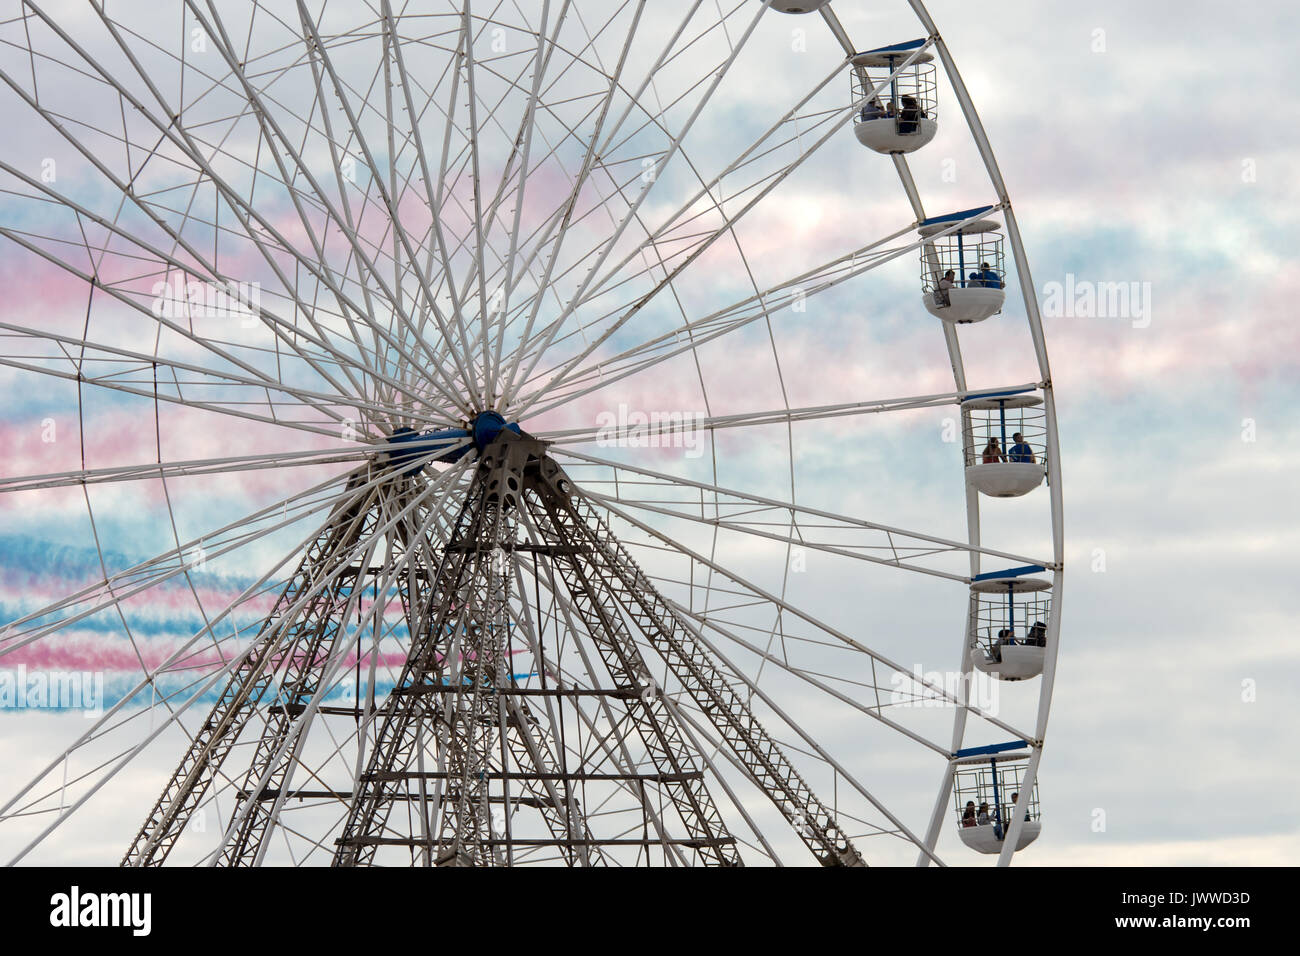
[381,412,521,474]
[469,410,517,451]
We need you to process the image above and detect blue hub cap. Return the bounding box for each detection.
[385,412,520,475]
[471,410,512,451]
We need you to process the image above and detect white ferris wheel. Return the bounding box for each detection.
[0,0,1063,867]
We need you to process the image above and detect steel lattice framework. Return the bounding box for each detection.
[126,430,865,866]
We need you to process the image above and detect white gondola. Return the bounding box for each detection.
[920,216,1006,323]
[953,749,1042,854]
[972,642,1045,681]
[960,819,1042,853]
[962,391,1047,498]
[969,574,1051,681]
[850,45,938,154]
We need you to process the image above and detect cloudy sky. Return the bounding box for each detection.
[0,0,1295,867]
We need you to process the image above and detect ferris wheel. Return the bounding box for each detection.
[0,0,1063,867]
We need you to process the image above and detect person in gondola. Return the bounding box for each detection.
[969,262,1005,289]
[992,627,1014,663]
[934,269,956,308]
[898,94,922,135]
[860,97,886,121]
[962,801,977,828]
[982,437,1004,464]
[1009,792,1031,822]
[1008,433,1036,463]
[1026,621,1047,647]
[977,802,992,826]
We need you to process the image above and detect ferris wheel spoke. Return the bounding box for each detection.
[292,17,426,414]
[455,6,613,405]
[84,0,473,418]
[457,2,497,405]
[498,0,770,407]
[542,381,1042,454]
[418,16,485,373]
[6,464,462,866]
[507,91,848,406]
[588,492,1029,742]
[579,479,1049,582]
[416,3,655,403]
[479,149,736,433]
[682,603,973,755]
[0,475,382,847]
[0,355,344,441]
[641,551,1037,761]
[510,44,943,416]
[0,447,468,662]
[284,9,461,409]
[380,1,501,409]
[0,445,375,496]
[542,380,1041,453]
[511,212,940,423]
[667,619,947,862]
[0,314,435,437]
[590,39,930,306]
[0,185,367,425]
[489,0,739,405]
[0,472,359,661]
[0,89,443,425]
[5,10,393,407]
[397,1,549,405]
[481,1,561,406]
[181,1,471,415]
[281,0,482,410]
[516,226,929,415]
[429,18,705,388]
[438,115,609,387]
[586,0,709,161]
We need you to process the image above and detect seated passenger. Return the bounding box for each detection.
[1026,621,1047,646]
[898,95,922,134]
[934,269,955,307]
[962,801,977,828]
[991,627,1013,662]
[968,262,1005,289]
[1007,433,1036,463]
[1009,792,1031,822]
[860,97,886,121]
[981,438,1004,464]
[977,802,992,826]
